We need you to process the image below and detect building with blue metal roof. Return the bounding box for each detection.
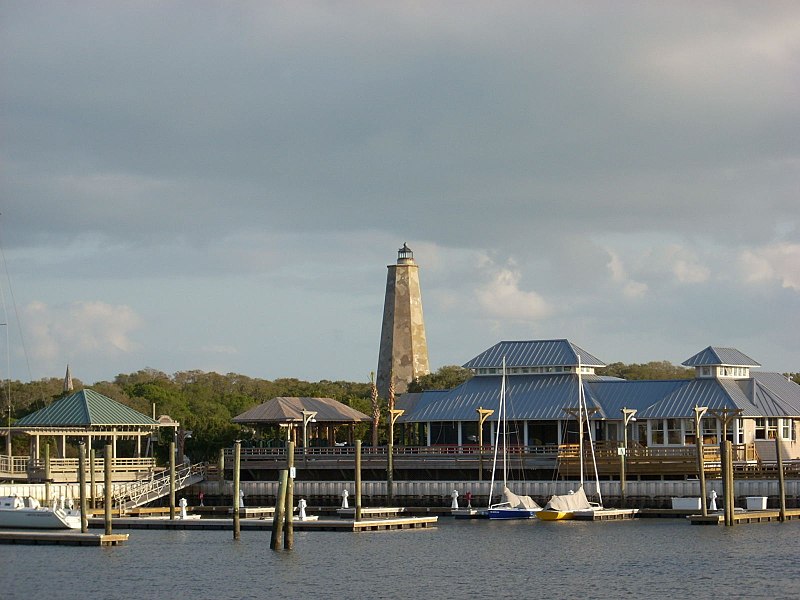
[397,340,800,461]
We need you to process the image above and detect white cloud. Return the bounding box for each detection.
[607,252,648,299]
[22,300,143,364]
[739,243,800,291]
[475,263,552,321]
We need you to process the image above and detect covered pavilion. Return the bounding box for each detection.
[233,396,371,447]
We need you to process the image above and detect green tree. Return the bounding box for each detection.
[597,361,694,380]
[407,365,473,392]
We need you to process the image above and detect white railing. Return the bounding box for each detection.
[112,462,206,510]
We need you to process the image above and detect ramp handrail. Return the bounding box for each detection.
[112,462,207,510]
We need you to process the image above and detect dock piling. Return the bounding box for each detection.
[285,441,294,550]
[169,440,176,520]
[104,444,112,534]
[271,469,288,550]
[355,440,362,522]
[233,440,241,540]
[776,436,786,522]
[78,441,88,533]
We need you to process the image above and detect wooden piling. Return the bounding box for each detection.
[270,469,288,550]
[89,448,96,509]
[284,441,294,550]
[104,444,112,535]
[218,448,225,497]
[78,442,88,533]
[169,440,176,520]
[721,440,734,526]
[233,440,241,540]
[44,443,51,505]
[355,439,362,522]
[776,436,786,522]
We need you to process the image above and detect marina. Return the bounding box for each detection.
[2,517,799,599]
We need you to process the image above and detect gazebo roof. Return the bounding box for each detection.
[14,388,159,428]
[233,397,371,425]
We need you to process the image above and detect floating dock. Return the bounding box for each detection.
[573,508,638,521]
[88,515,437,532]
[688,508,800,525]
[0,530,128,546]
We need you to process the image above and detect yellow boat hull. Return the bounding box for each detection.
[535,509,574,521]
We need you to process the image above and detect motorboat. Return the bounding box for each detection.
[0,495,81,529]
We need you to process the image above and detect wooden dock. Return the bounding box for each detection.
[573,508,638,521]
[688,508,800,525]
[89,515,437,532]
[0,530,128,546]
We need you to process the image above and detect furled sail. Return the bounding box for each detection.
[502,486,541,510]
[543,485,592,512]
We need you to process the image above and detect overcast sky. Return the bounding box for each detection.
[1,2,798,385]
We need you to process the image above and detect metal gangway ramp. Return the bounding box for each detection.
[112,462,206,511]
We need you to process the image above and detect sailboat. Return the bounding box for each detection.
[486,358,541,519]
[537,354,603,521]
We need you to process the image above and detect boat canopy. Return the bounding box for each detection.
[543,486,592,512]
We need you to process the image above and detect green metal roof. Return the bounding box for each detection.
[15,389,159,427]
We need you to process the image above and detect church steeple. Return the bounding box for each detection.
[63,364,74,393]
[376,244,430,399]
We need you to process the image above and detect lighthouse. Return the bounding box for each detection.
[376,243,430,399]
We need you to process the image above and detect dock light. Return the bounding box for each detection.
[620,408,637,506]
[301,410,318,460]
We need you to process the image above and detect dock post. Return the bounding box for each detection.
[104,444,113,534]
[44,443,51,506]
[169,440,176,520]
[78,441,88,533]
[89,448,96,509]
[271,469,288,550]
[776,436,786,522]
[285,441,294,550]
[355,439,362,522]
[720,441,734,526]
[218,448,225,499]
[233,440,241,540]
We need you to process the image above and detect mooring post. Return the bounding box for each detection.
[218,447,225,499]
[355,439,362,522]
[284,441,295,550]
[78,441,88,533]
[44,443,51,506]
[721,440,734,526]
[233,440,241,540]
[271,469,288,550]
[169,440,176,520]
[89,448,96,509]
[104,444,113,534]
[775,436,786,522]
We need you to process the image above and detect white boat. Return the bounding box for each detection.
[487,358,541,520]
[537,355,603,521]
[0,495,81,530]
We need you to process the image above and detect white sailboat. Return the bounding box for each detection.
[537,354,602,520]
[487,357,541,519]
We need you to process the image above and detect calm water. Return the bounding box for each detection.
[1,518,798,599]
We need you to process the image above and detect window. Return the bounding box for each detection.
[651,420,665,445]
[667,419,682,444]
[780,419,793,440]
[755,418,779,440]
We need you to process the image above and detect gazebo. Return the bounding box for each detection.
[5,388,170,481]
[233,396,371,447]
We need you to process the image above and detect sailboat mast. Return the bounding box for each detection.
[488,356,506,507]
[501,357,507,488]
[577,354,584,487]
